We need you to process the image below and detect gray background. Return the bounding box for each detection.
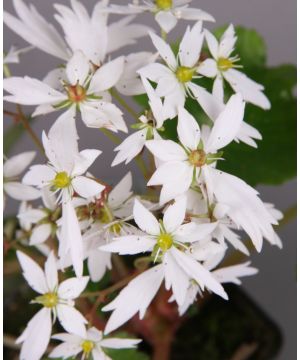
[3,0,296,359]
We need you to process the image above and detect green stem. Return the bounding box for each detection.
[100,128,121,144]
[110,88,140,121]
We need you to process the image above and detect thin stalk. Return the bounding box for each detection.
[16,105,45,154]
[100,128,121,144]
[110,88,140,121]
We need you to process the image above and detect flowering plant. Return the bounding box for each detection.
[3,1,296,359]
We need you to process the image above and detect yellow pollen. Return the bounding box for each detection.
[176,66,195,83]
[217,57,233,71]
[109,223,122,235]
[81,340,94,354]
[68,84,86,103]
[157,233,173,252]
[188,149,206,167]
[35,292,58,308]
[53,172,71,189]
[155,0,173,10]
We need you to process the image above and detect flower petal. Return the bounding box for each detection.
[89,56,125,93]
[133,199,160,235]
[163,195,187,233]
[66,50,90,85]
[17,251,47,294]
[205,93,245,152]
[100,236,156,255]
[146,140,187,162]
[149,31,177,70]
[177,107,201,150]
[4,151,36,178]
[57,304,87,337]
[58,277,89,300]
[72,176,105,199]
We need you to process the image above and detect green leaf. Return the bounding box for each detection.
[213,25,267,68]
[219,65,296,186]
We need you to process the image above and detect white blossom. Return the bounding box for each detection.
[198,24,271,109]
[106,0,215,33]
[4,51,127,133]
[3,151,40,205]
[112,78,168,166]
[4,0,151,64]
[100,196,228,334]
[16,251,89,360]
[146,93,245,203]
[49,327,141,360]
[138,23,222,119]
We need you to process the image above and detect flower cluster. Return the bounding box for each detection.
[3,0,282,359]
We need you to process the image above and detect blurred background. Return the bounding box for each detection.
[3,0,296,359]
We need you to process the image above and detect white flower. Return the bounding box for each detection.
[138,23,223,119]
[3,45,33,64]
[112,78,168,166]
[100,197,227,334]
[186,190,250,255]
[18,188,58,246]
[23,110,104,276]
[198,24,271,109]
[4,0,150,64]
[16,251,89,360]
[3,151,40,204]
[202,168,280,252]
[49,327,141,360]
[177,261,258,315]
[4,51,127,133]
[146,93,245,203]
[107,0,215,33]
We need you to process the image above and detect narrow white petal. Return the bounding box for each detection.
[100,338,141,349]
[163,196,187,233]
[66,50,90,85]
[18,308,52,360]
[206,93,245,152]
[197,59,218,78]
[177,107,201,150]
[146,140,187,162]
[103,265,164,334]
[100,236,155,255]
[57,304,87,338]
[17,251,48,294]
[4,182,41,201]
[72,176,105,199]
[133,199,160,235]
[30,224,52,246]
[163,251,190,306]
[43,252,58,292]
[58,277,89,299]
[213,262,258,285]
[89,56,125,93]
[108,172,133,208]
[149,32,177,70]
[179,21,203,68]
[171,247,228,300]
[188,82,224,121]
[4,151,36,178]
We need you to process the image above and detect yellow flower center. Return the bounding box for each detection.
[157,233,173,252]
[35,292,58,308]
[188,149,207,167]
[155,0,173,10]
[176,66,195,83]
[109,223,122,235]
[217,57,233,71]
[67,84,86,103]
[81,340,94,354]
[53,171,71,189]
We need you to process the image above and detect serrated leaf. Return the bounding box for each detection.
[219,65,296,186]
